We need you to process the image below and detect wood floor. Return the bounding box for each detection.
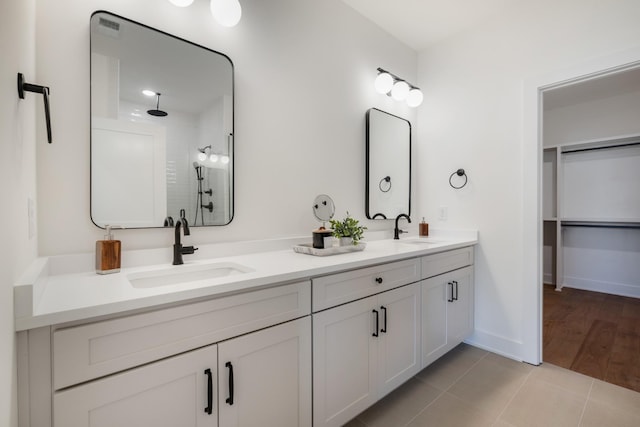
[543,284,640,393]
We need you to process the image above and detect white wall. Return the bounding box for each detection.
[34,0,417,256]
[0,0,38,425]
[544,88,640,146]
[416,0,640,361]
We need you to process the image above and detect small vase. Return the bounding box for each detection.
[339,237,354,246]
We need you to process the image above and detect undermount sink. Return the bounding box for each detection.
[399,238,445,245]
[128,262,253,288]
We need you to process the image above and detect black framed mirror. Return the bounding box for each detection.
[90,11,234,228]
[365,108,411,220]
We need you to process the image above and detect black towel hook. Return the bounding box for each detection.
[17,73,52,144]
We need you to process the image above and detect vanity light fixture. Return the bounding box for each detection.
[375,68,423,108]
[197,146,229,166]
[167,0,242,27]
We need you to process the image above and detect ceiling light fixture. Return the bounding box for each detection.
[375,68,423,107]
[167,0,242,27]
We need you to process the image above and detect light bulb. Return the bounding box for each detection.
[209,154,219,163]
[142,89,156,97]
[197,152,207,162]
[391,81,410,101]
[210,0,242,27]
[221,155,230,164]
[168,0,194,7]
[374,72,393,94]
[406,88,424,107]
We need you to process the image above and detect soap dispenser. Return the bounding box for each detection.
[96,225,122,274]
[419,217,429,237]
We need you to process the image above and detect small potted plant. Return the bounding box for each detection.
[329,212,367,246]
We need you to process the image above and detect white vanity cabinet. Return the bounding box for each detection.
[54,317,311,427]
[54,344,220,427]
[420,248,475,368]
[312,259,421,427]
[22,281,312,427]
[217,317,311,427]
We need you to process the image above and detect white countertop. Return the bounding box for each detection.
[14,230,477,331]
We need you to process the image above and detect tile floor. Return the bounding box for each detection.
[344,343,640,427]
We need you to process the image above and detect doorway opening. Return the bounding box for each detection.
[540,64,640,392]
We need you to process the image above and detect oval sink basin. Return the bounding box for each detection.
[400,238,445,245]
[128,262,253,288]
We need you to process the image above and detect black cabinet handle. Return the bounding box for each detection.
[375,277,383,284]
[453,280,459,301]
[204,368,213,415]
[372,309,379,337]
[447,282,454,302]
[225,362,234,405]
[380,306,387,333]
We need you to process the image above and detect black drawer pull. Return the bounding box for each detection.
[225,362,234,405]
[372,309,379,337]
[375,277,383,284]
[453,280,459,301]
[447,282,454,302]
[204,368,213,415]
[381,306,387,333]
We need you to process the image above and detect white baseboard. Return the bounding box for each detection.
[563,276,640,299]
[465,329,534,364]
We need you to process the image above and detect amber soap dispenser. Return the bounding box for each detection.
[96,225,122,274]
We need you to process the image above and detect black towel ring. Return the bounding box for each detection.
[379,176,391,193]
[449,169,468,189]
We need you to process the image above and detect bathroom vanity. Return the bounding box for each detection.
[15,232,476,427]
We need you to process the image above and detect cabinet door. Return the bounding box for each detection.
[447,266,474,346]
[218,317,312,427]
[54,345,218,427]
[313,296,378,427]
[377,283,421,397]
[421,276,449,368]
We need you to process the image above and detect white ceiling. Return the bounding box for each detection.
[341,0,528,51]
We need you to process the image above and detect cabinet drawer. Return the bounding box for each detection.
[421,246,474,279]
[53,280,311,390]
[312,258,420,312]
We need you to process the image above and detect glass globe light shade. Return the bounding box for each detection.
[221,155,230,164]
[210,0,242,27]
[209,154,219,163]
[391,81,410,101]
[374,72,393,94]
[197,152,207,162]
[406,89,424,107]
[168,0,194,7]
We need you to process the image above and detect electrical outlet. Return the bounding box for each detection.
[438,206,448,221]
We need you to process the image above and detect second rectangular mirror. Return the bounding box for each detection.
[366,108,411,220]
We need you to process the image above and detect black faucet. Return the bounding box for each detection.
[173,219,198,265]
[394,214,411,240]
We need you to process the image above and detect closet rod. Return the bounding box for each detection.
[562,222,640,230]
[562,141,640,154]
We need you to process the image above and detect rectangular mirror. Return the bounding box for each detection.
[366,108,411,220]
[90,11,234,228]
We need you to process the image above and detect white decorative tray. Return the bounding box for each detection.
[292,242,366,256]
